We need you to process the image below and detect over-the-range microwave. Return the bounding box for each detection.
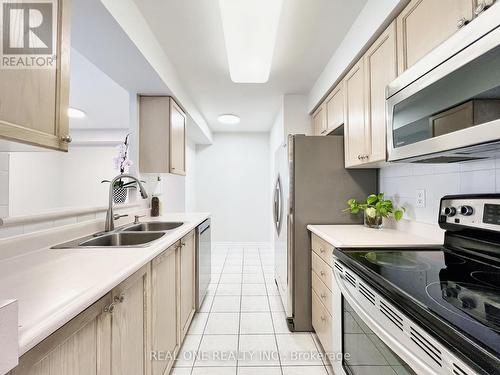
[386,3,500,163]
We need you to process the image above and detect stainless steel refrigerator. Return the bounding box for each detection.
[273,134,377,331]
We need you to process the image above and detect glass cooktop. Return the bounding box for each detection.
[343,248,500,360]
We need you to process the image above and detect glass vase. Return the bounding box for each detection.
[364,210,383,229]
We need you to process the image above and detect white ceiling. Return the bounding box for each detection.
[133,0,367,132]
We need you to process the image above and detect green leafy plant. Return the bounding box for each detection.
[345,193,405,221]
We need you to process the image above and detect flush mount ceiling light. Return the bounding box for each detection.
[218,114,241,124]
[218,0,284,83]
[67,107,86,119]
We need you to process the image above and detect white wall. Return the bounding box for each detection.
[196,133,271,242]
[380,159,500,226]
[185,140,197,212]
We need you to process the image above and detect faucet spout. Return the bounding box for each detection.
[105,174,148,232]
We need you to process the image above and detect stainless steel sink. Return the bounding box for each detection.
[52,231,166,249]
[78,232,165,247]
[121,222,184,232]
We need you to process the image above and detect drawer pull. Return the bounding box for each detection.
[320,271,326,277]
[320,248,325,253]
[320,293,327,300]
[321,315,326,322]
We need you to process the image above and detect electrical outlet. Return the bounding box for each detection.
[416,189,426,208]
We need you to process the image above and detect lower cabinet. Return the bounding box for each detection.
[11,230,197,375]
[151,243,180,375]
[311,234,334,357]
[180,230,196,340]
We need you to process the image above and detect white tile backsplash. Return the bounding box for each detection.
[380,158,499,226]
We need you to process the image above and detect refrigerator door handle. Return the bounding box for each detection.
[274,175,283,235]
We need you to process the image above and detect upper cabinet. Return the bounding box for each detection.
[396,0,475,74]
[312,104,327,136]
[0,0,71,151]
[139,96,187,175]
[325,83,344,134]
[345,22,397,168]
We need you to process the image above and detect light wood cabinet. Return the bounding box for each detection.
[363,21,397,165]
[139,96,187,175]
[11,295,112,375]
[312,104,327,135]
[344,22,397,168]
[109,265,150,375]
[344,59,369,167]
[0,0,71,152]
[179,230,196,340]
[325,83,344,133]
[396,0,475,74]
[151,245,179,375]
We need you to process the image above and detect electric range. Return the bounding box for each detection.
[332,195,500,375]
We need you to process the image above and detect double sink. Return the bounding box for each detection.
[52,221,184,249]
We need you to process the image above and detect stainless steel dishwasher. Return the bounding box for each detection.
[195,219,211,310]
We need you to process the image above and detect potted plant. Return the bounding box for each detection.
[345,193,405,229]
[102,134,144,204]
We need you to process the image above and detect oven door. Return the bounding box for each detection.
[331,257,477,375]
[386,6,500,163]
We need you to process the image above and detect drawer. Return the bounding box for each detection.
[311,251,333,291]
[311,234,334,266]
[312,289,333,354]
[311,270,332,316]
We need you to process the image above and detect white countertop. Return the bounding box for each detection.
[0,212,209,356]
[307,224,443,248]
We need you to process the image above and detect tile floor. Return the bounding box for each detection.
[171,243,333,375]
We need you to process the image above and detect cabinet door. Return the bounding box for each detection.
[0,0,71,151]
[364,21,397,164]
[11,295,111,375]
[170,100,186,175]
[397,0,475,74]
[179,230,196,339]
[110,266,149,375]
[344,59,369,168]
[151,245,180,375]
[325,83,344,133]
[312,104,327,135]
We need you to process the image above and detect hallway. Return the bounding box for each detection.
[171,243,333,375]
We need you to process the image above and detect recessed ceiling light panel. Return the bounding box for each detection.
[67,107,86,119]
[219,0,283,83]
[218,114,241,124]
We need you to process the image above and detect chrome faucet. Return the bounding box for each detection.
[105,174,148,232]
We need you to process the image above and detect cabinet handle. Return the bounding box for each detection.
[474,2,486,15]
[320,271,326,277]
[114,294,125,303]
[104,303,115,314]
[320,293,327,299]
[181,242,186,247]
[357,155,362,160]
[320,315,326,322]
[320,248,325,253]
[457,17,470,28]
[60,135,72,143]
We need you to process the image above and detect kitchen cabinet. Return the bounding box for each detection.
[363,21,397,165]
[179,230,196,340]
[11,295,112,375]
[108,265,150,375]
[151,244,179,375]
[0,0,71,152]
[311,233,334,356]
[344,22,397,168]
[312,104,327,136]
[325,83,344,133]
[344,59,368,167]
[139,96,187,175]
[396,0,475,74]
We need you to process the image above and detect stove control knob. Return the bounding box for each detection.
[461,297,477,309]
[459,205,474,216]
[443,207,457,217]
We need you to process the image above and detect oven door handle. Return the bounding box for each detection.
[333,268,441,375]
